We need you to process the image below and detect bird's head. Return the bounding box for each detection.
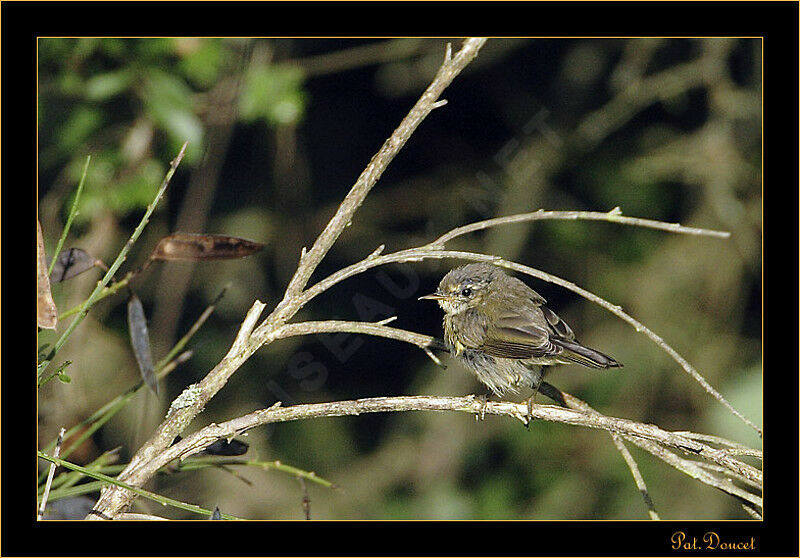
[419,263,502,315]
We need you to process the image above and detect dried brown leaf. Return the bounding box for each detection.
[37,221,58,329]
[127,294,158,395]
[50,247,98,283]
[150,233,265,262]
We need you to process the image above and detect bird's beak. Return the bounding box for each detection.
[418,292,446,301]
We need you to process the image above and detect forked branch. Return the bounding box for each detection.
[87,38,487,520]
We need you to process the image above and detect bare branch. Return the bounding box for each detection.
[621,434,761,510]
[298,245,760,437]
[276,38,486,303]
[274,320,443,352]
[112,393,760,516]
[432,207,731,247]
[610,434,660,520]
[537,382,760,514]
[37,428,65,520]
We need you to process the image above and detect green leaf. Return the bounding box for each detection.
[239,65,306,125]
[85,69,133,101]
[74,155,164,223]
[57,106,103,152]
[109,159,164,212]
[37,38,75,62]
[136,38,176,59]
[143,69,204,149]
[177,39,225,88]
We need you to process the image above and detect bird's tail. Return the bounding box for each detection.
[554,339,622,369]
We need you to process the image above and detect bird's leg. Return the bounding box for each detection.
[525,397,535,429]
[525,367,548,427]
[474,392,492,421]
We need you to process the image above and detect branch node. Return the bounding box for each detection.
[368,244,386,259]
[230,300,267,353]
[431,99,448,109]
[375,316,398,326]
[423,347,446,368]
[443,42,453,64]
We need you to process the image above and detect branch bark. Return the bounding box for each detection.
[108,390,762,514]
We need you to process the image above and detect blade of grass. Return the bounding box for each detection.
[58,271,135,320]
[175,458,336,489]
[40,448,120,495]
[47,156,91,276]
[37,452,242,520]
[38,143,188,381]
[39,285,225,484]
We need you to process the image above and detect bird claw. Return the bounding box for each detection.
[525,377,545,429]
[525,395,536,429]
[475,393,489,421]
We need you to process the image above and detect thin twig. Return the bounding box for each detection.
[274,38,486,304]
[551,377,661,520]
[47,156,91,276]
[694,462,763,491]
[610,434,660,520]
[537,382,760,516]
[431,207,731,246]
[58,270,135,320]
[37,428,65,520]
[298,477,311,520]
[175,458,336,489]
[536,382,760,488]
[671,431,762,459]
[621,434,761,510]
[274,319,443,352]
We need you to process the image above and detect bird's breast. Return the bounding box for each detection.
[444,310,488,356]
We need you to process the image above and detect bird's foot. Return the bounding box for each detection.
[525,394,538,429]
[474,393,490,421]
[525,378,544,429]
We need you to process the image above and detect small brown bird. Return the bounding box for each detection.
[420,262,621,397]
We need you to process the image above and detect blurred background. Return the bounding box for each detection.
[37,38,762,520]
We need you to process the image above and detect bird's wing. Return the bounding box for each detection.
[541,305,576,341]
[507,276,547,306]
[477,309,564,359]
[469,302,621,368]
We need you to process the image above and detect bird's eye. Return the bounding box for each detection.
[461,287,472,297]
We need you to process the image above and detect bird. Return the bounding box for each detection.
[419,262,621,399]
